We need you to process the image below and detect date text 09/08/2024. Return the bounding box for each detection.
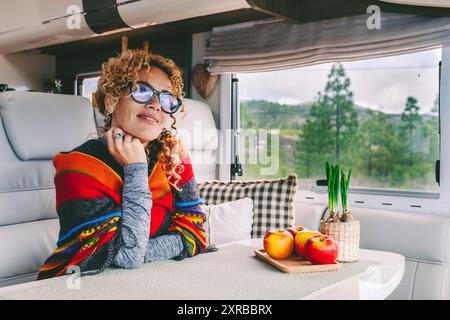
[177,304,273,317]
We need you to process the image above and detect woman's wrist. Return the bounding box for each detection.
[124,161,147,167]
[145,234,184,262]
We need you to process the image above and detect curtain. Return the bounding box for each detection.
[205,13,450,74]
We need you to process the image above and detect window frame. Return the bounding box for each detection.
[219,74,234,181]
[226,46,450,215]
[298,46,450,215]
[74,71,101,97]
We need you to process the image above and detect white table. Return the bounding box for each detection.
[0,238,404,300]
[219,238,405,300]
[303,249,404,299]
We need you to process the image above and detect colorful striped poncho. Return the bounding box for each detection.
[37,138,209,280]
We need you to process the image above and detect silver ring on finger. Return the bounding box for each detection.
[114,132,123,140]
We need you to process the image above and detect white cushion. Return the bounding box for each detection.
[198,175,298,238]
[203,197,254,246]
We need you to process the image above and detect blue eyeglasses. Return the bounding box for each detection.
[129,80,182,114]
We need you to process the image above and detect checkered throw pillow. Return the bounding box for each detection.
[197,174,298,238]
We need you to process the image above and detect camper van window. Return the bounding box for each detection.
[75,73,101,102]
[236,48,441,195]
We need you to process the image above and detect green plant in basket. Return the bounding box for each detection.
[325,161,340,223]
[340,167,353,222]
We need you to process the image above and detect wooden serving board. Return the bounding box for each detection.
[254,249,341,273]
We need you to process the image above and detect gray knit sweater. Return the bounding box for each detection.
[97,137,184,269]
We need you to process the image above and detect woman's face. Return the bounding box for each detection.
[109,66,173,146]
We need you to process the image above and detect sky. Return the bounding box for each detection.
[237,48,442,115]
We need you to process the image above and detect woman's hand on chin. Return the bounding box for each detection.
[106,127,148,166]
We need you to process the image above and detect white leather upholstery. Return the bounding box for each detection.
[173,99,219,182]
[0,92,97,288]
[0,93,218,288]
[0,92,97,160]
[294,202,450,300]
[0,220,60,280]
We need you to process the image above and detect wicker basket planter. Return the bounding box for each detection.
[320,219,360,262]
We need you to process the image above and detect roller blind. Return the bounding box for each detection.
[205,13,450,74]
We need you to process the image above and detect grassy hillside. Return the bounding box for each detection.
[240,99,383,131]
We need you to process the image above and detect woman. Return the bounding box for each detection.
[37,37,215,280]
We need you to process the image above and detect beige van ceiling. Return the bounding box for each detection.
[0,0,251,54]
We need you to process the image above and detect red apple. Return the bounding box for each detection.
[263,229,294,260]
[286,226,308,238]
[304,234,338,265]
[294,230,321,257]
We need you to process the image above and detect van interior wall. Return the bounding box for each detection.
[191,31,221,129]
[0,52,55,92]
[48,34,192,97]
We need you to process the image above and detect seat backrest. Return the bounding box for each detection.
[0,91,97,287]
[172,98,218,182]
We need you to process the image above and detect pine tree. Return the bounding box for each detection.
[295,93,333,178]
[401,97,421,167]
[296,63,358,179]
[324,63,358,162]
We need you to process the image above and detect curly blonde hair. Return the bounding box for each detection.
[92,36,187,190]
